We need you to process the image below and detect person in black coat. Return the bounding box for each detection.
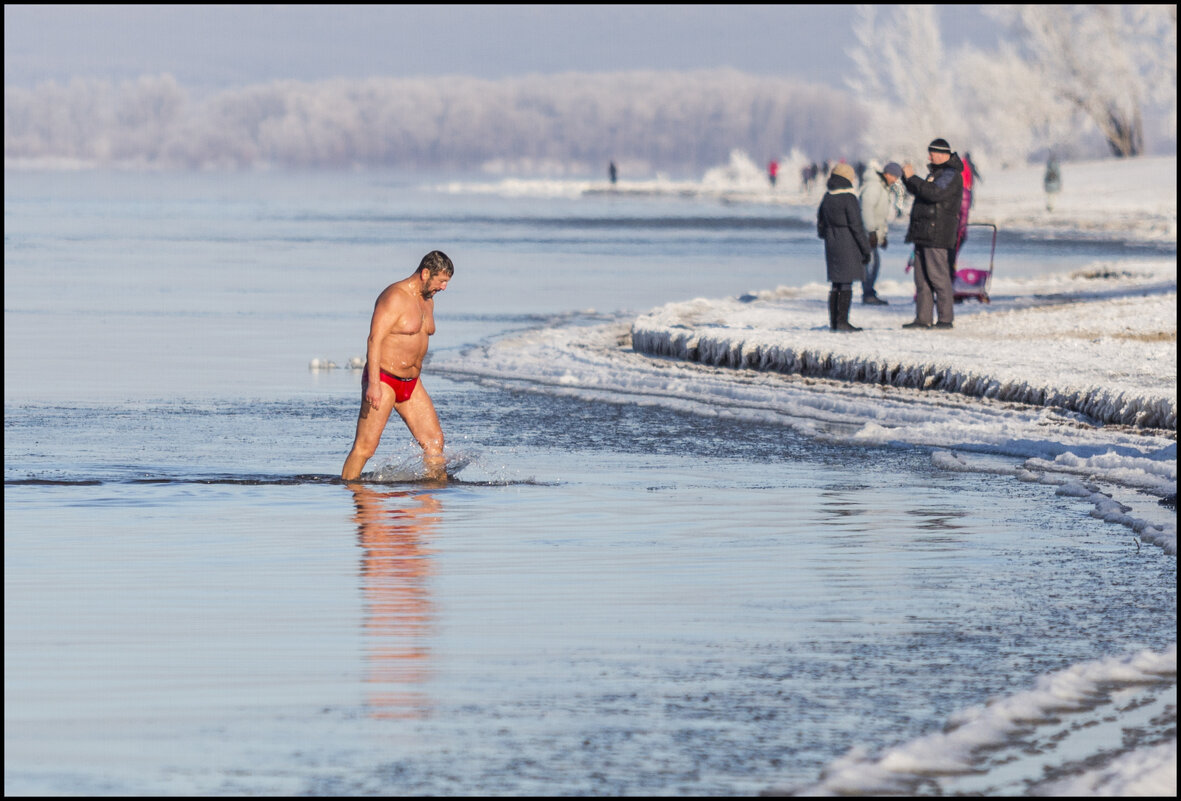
[817,162,872,331]
[902,138,964,329]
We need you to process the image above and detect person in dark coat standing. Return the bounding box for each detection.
[902,137,963,329]
[817,162,872,332]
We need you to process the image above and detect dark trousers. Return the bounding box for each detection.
[861,246,881,298]
[912,246,953,325]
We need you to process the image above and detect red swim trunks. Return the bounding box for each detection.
[362,366,418,403]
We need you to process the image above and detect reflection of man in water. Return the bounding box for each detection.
[342,251,453,482]
[350,483,439,719]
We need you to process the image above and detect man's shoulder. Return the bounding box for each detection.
[933,163,962,188]
[376,281,414,309]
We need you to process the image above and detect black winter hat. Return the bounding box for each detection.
[928,138,952,153]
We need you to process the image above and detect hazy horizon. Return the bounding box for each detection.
[7,6,1170,171]
[4,4,1005,90]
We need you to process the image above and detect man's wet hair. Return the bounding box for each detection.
[419,250,454,277]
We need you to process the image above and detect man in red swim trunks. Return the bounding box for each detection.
[341,251,454,481]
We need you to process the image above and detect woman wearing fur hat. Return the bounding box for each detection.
[817,162,872,331]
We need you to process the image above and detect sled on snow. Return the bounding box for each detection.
[952,222,997,304]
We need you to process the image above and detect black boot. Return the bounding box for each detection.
[828,288,839,331]
[835,289,861,331]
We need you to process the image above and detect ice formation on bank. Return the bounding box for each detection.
[765,645,1177,796]
[630,265,1176,431]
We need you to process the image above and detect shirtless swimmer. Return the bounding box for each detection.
[341,251,453,482]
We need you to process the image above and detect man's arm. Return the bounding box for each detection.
[906,169,960,204]
[364,292,400,409]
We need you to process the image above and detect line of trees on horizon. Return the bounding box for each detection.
[4,5,1175,175]
[3,70,867,174]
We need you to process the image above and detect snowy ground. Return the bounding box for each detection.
[435,154,1177,796]
[765,645,1177,797]
[632,264,1176,430]
[969,154,1177,244]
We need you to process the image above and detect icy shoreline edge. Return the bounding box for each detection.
[630,319,1177,430]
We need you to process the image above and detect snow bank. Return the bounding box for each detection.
[631,264,1177,430]
[971,155,1177,244]
[438,306,1176,554]
[436,156,1177,557]
[765,645,1177,797]
[1038,739,1177,797]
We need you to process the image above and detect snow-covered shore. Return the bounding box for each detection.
[625,155,1176,532]
[631,264,1176,431]
[763,644,1177,797]
[440,158,1177,556]
[628,262,1177,563]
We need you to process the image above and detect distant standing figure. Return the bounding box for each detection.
[950,150,976,275]
[342,251,454,482]
[768,159,779,187]
[609,161,618,185]
[964,151,982,186]
[902,137,963,330]
[859,161,903,305]
[1044,155,1061,211]
[817,162,872,332]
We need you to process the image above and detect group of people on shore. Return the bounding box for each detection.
[801,160,870,193]
[818,137,971,332]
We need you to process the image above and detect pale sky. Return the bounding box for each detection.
[4,4,1004,89]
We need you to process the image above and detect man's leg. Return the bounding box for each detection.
[913,247,935,326]
[925,247,955,324]
[342,379,394,481]
[393,381,446,480]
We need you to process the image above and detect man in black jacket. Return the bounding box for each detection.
[902,138,963,329]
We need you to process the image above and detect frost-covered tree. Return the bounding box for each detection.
[986,4,1177,157]
[955,42,1080,167]
[1133,4,1177,141]
[4,69,867,172]
[846,5,967,162]
[845,3,1175,165]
